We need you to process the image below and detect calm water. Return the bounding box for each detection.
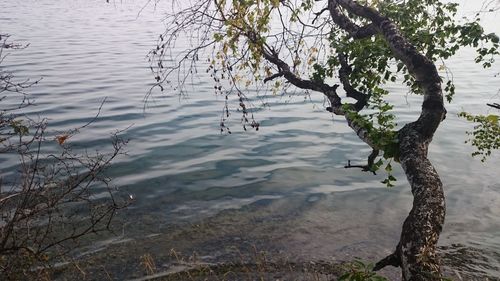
[1,0,500,280]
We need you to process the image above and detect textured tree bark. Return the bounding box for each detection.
[258,1,448,278]
[330,1,447,280]
[392,124,446,280]
[373,124,446,281]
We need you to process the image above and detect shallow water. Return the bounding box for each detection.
[1,0,500,280]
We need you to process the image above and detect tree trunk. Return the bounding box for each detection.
[397,124,445,280]
[327,1,448,279]
[372,124,446,281]
[257,1,448,278]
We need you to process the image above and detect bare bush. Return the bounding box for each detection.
[0,34,129,280]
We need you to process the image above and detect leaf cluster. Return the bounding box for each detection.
[458,111,500,161]
[153,0,499,183]
[339,260,388,281]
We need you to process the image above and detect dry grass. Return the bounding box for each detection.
[132,248,343,281]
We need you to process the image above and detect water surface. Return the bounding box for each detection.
[1,0,499,280]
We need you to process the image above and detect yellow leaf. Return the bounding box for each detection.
[56,135,70,145]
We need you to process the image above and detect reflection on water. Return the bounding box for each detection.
[1,0,500,280]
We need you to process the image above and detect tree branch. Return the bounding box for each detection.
[257,42,341,105]
[487,103,500,109]
[327,1,378,39]
[373,251,401,271]
[256,39,379,149]
[263,72,284,83]
[312,7,329,24]
[344,148,379,174]
[333,0,446,138]
[338,53,369,111]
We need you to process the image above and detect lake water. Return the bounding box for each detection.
[1,0,499,280]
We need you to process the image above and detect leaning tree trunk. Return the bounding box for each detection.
[330,1,448,280]
[373,123,446,281]
[252,0,448,278]
[397,125,446,280]
[371,123,446,280]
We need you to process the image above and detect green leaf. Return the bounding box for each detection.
[213,33,224,42]
[489,33,499,44]
[10,120,29,136]
[486,114,499,124]
[385,162,392,172]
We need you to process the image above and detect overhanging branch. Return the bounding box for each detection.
[258,41,341,105]
[256,37,378,149]
[333,0,445,138]
[487,103,500,109]
[263,72,284,83]
[338,53,369,111]
[327,1,378,39]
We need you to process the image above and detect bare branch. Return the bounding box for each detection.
[263,72,284,83]
[344,149,379,175]
[487,103,500,109]
[1,35,130,278]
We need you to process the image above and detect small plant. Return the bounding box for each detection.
[140,253,157,275]
[459,110,500,161]
[0,34,129,280]
[339,260,388,281]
